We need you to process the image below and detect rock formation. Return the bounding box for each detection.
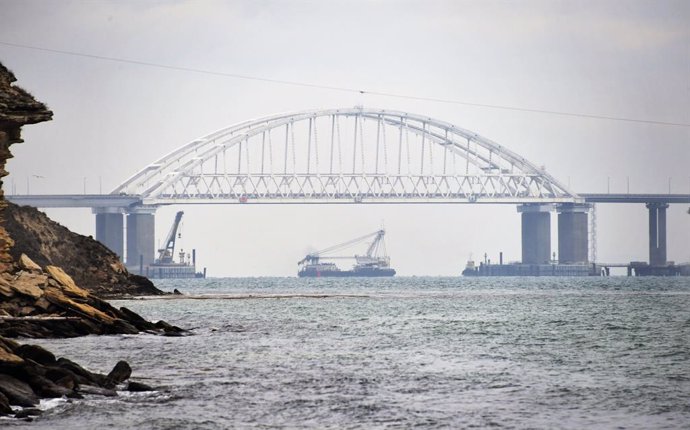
[0,338,153,420]
[0,61,179,417]
[0,252,182,338]
[0,63,52,274]
[0,62,161,298]
[4,203,162,297]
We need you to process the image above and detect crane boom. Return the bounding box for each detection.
[365,230,385,257]
[157,211,184,264]
[298,229,388,265]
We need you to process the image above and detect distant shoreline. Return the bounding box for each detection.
[115,293,371,300]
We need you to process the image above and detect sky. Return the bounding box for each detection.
[0,0,688,276]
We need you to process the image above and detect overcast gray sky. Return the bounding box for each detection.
[1,0,688,276]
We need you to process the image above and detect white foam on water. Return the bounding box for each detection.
[38,396,68,411]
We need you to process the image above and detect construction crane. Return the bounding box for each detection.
[156,211,184,264]
[298,229,389,266]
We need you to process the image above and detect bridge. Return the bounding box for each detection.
[7,108,689,272]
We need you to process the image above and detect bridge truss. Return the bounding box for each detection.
[114,108,580,204]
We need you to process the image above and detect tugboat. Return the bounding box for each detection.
[461,259,478,276]
[298,229,396,277]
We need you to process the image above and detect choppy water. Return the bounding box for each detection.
[6,277,690,429]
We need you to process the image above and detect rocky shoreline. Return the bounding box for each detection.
[0,338,154,421]
[0,62,181,419]
[0,253,183,339]
[0,252,183,420]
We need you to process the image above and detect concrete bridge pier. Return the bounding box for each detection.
[518,204,552,264]
[557,203,590,263]
[646,202,669,266]
[126,206,157,268]
[94,208,124,259]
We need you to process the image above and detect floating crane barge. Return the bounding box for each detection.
[147,211,205,279]
[298,229,396,277]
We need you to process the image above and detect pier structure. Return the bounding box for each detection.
[94,207,124,259]
[93,205,157,268]
[125,205,157,268]
[518,204,552,264]
[647,202,669,267]
[518,202,591,266]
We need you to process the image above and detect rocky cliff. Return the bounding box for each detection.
[0,61,180,418]
[0,63,52,275]
[0,62,162,298]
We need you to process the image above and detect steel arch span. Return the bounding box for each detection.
[114,108,580,204]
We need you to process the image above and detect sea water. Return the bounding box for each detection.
[6,277,690,429]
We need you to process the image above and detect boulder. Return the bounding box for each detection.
[0,373,38,407]
[26,374,74,398]
[10,272,46,299]
[33,296,51,311]
[154,320,184,334]
[18,254,42,272]
[127,381,154,392]
[103,360,131,389]
[109,319,139,335]
[0,391,12,415]
[13,408,42,418]
[45,265,88,298]
[118,307,155,331]
[15,344,56,366]
[43,287,115,324]
[44,367,78,388]
[0,342,23,365]
[56,357,103,385]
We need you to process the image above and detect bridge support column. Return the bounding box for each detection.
[646,202,668,266]
[518,204,552,264]
[94,208,124,259]
[126,206,157,269]
[557,203,590,263]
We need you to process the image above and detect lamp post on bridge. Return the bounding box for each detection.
[26,174,45,195]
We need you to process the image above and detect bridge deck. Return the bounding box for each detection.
[5,193,690,208]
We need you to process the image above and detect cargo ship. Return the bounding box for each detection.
[298,229,396,277]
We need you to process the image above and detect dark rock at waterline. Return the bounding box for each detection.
[127,381,154,392]
[0,391,12,415]
[173,288,182,295]
[0,338,144,412]
[154,319,185,334]
[26,373,74,398]
[13,408,42,418]
[103,360,132,389]
[0,373,39,407]
[118,306,157,331]
[15,343,56,365]
[55,357,105,386]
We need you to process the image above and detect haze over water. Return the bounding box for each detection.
[6,276,688,429]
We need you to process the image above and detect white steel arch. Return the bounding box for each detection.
[113,107,581,204]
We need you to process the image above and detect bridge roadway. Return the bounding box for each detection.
[7,193,690,208]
